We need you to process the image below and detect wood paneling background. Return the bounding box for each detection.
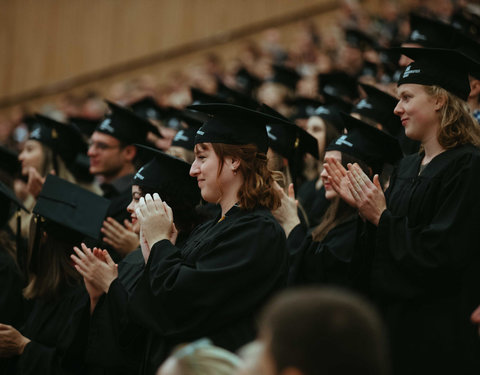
[0,0,380,114]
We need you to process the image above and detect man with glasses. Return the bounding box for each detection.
[88,100,161,259]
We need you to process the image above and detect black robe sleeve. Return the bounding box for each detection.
[129,210,288,341]
[0,249,24,328]
[288,218,358,287]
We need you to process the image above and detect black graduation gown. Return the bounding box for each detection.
[9,284,88,375]
[286,217,358,287]
[0,248,24,328]
[80,249,145,375]
[128,205,288,375]
[297,180,330,228]
[371,144,480,375]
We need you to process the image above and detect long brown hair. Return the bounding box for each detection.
[23,218,82,301]
[311,153,370,242]
[204,143,282,211]
[424,85,480,149]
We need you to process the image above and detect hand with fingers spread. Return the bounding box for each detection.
[324,157,357,208]
[71,243,118,313]
[0,324,30,357]
[271,182,300,237]
[135,193,175,248]
[101,217,140,256]
[346,163,386,226]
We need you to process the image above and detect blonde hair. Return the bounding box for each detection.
[424,85,480,149]
[161,339,242,375]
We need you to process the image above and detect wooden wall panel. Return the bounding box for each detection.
[1,0,385,115]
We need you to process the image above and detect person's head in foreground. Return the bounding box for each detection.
[258,287,391,375]
[157,338,242,375]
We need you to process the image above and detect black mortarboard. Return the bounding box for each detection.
[311,93,352,133]
[269,65,301,91]
[396,48,480,101]
[188,103,289,153]
[406,13,454,48]
[352,83,401,136]
[326,113,402,174]
[318,72,359,101]
[0,145,21,177]
[452,30,480,79]
[260,104,319,192]
[171,110,207,151]
[235,67,262,95]
[191,88,226,105]
[345,28,376,51]
[259,104,319,160]
[30,114,88,165]
[0,180,27,227]
[69,116,100,138]
[33,175,110,241]
[288,97,324,120]
[130,96,164,121]
[216,82,259,109]
[359,61,379,79]
[451,9,480,40]
[95,100,161,145]
[133,144,200,206]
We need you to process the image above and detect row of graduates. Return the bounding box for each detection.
[1,46,480,375]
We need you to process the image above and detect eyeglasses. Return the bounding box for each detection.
[88,141,121,151]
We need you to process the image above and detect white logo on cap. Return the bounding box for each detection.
[314,107,330,115]
[410,30,427,41]
[99,118,115,133]
[402,65,421,78]
[196,129,205,136]
[134,167,145,180]
[30,128,42,140]
[146,109,157,119]
[266,125,277,141]
[335,135,353,147]
[356,99,372,110]
[174,130,189,142]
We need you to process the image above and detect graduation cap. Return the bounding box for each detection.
[259,104,319,160]
[30,114,88,166]
[318,72,359,101]
[188,103,292,153]
[451,9,480,40]
[326,113,402,174]
[235,67,262,95]
[0,180,29,278]
[345,28,376,51]
[451,30,480,79]
[288,97,324,120]
[33,175,110,241]
[396,47,480,101]
[352,83,401,136]
[130,96,163,122]
[0,180,27,227]
[133,144,200,206]
[359,61,379,79]
[269,65,301,91]
[95,100,161,145]
[259,104,319,192]
[309,93,353,133]
[69,116,101,138]
[216,82,260,109]
[406,13,455,48]
[191,88,226,105]
[171,110,207,151]
[0,145,21,177]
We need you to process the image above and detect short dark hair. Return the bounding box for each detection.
[259,287,390,375]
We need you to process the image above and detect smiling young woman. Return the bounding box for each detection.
[127,104,289,374]
[340,48,480,374]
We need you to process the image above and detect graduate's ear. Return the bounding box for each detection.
[122,145,137,163]
[433,92,447,111]
[229,157,241,174]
